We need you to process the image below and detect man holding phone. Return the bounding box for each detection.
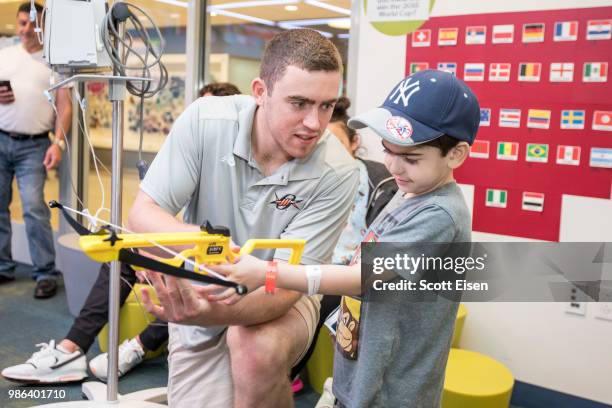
[0,2,72,298]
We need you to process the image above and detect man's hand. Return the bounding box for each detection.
[0,87,15,104]
[141,271,216,326]
[43,144,62,170]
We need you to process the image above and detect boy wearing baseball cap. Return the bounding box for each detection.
[205,69,481,407]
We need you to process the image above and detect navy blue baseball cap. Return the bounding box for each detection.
[348,70,480,146]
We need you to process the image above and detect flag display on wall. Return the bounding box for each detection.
[522,23,545,42]
[518,63,541,81]
[492,24,514,43]
[438,27,459,46]
[526,143,549,163]
[406,6,612,241]
[586,19,611,40]
[412,29,431,47]
[527,109,551,129]
[466,25,486,44]
[592,111,612,131]
[522,192,545,212]
[497,142,519,161]
[550,62,574,82]
[582,62,608,82]
[556,145,581,165]
[499,109,521,127]
[560,110,585,129]
[554,21,578,41]
[589,147,612,168]
[486,189,508,208]
[470,140,490,158]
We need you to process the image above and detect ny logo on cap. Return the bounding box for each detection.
[388,79,420,107]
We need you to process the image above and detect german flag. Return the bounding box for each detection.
[522,23,545,42]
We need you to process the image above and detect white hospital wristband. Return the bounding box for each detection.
[305,265,322,296]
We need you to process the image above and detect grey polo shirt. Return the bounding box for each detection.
[141,95,359,346]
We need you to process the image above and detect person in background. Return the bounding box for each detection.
[199,82,241,97]
[0,2,72,299]
[2,83,241,384]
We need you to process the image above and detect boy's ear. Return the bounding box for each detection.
[251,77,267,106]
[447,142,470,169]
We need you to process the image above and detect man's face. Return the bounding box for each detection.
[258,65,341,160]
[17,12,36,45]
[382,140,453,196]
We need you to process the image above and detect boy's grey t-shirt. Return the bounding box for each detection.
[333,182,471,408]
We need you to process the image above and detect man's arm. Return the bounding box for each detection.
[130,190,302,326]
[43,88,71,170]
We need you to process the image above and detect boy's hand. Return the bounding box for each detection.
[0,87,14,104]
[207,254,267,305]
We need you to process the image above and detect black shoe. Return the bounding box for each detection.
[0,275,15,284]
[34,279,57,299]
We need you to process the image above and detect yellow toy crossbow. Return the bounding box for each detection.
[50,201,305,295]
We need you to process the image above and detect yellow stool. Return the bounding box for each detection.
[451,304,467,348]
[306,304,468,394]
[98,284,166,359]
[443,348,514,408]
[306,326,335,394]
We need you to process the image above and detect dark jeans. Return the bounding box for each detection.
[0,131,58,281]
[66,262,168,353]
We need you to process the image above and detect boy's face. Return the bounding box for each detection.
[382,140,462,196]
[254,65,341,159]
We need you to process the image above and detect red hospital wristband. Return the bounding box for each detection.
[265,261,278,294]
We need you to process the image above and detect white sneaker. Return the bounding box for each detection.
[314,377,335,408]
[1,340,87,384]
[88,338,145,381]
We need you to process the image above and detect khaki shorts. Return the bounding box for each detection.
[167,295,320,408]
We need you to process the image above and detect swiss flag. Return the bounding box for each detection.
[412,29,431,47]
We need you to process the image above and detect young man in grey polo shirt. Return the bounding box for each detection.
[133,29,359,407]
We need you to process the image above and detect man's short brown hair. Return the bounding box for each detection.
[260,29,342,92]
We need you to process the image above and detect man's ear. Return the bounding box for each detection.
[447,142,470,169]
[251,77,267,106]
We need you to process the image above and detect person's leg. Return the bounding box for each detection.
[14,138,56,285]
[0,132,16,280]
[137,320,168,351]
[63,262,138,353]
[227,295,320,408]
[167,324,234,408]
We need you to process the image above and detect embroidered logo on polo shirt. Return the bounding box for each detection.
[270,193,303,210]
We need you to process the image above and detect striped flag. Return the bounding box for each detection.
[437,62,457,75]
[522,23,545,43]
[587,19,612,40]
[556,145,581,165]
[592,111,612,131]
[518,63,541,82]
[465,26,486,44]
[489,63,511,82]
[410,62,429,74]
[560,110,585,130]
[438,27,458,46]
[412,29,431,47]
[526,143,549,163]
[499,108,521,128]
[464,63,485,81]
[522,192,545,212]
[492,24,514,44]
[554,21,578,41]
[470,140,490,159]
[527,109,551,129]
[550,62,574,82]
[486,189,508,208]
[583,62,608,82]
[497,142,519,161]
[589,147,612,168]
[480,108,491,126]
